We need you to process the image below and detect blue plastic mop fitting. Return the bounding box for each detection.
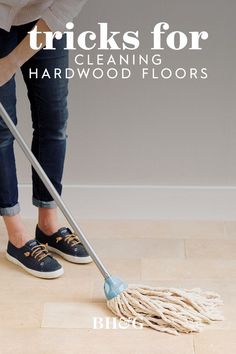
[104,276,128,300]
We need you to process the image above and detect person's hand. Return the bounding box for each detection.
[0,20,50,88]
[0,56,19,87]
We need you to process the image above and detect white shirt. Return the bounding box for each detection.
[0,0,87,32]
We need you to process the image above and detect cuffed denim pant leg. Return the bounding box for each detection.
[0,21,69,216]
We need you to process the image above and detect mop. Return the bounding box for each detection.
[0,102,223,335]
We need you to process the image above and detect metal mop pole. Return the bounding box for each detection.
[0,102,111,279]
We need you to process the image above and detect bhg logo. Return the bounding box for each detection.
[93,316,143,330]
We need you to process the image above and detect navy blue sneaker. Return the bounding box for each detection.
[6,239,64,279]
[35,225,93,264]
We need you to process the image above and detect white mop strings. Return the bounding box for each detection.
[107,284,223,335]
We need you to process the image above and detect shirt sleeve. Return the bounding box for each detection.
[41,0,88,32]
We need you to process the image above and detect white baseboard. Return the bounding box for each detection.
[18,184,236,220]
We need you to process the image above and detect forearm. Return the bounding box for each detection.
[8,19,50,69]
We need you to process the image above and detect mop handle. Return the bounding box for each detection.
[0,102,110,279]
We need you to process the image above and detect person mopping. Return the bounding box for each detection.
[0,0,92,279]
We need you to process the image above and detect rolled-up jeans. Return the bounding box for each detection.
[0,20,69,216]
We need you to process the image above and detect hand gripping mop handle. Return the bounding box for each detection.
[0,102,111,279]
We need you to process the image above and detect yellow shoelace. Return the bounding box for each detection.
[24,244,49,262]
[56,233,81,247]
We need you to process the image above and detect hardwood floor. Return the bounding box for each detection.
[0,218,235,354]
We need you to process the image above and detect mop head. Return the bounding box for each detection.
[107,284,224,335]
